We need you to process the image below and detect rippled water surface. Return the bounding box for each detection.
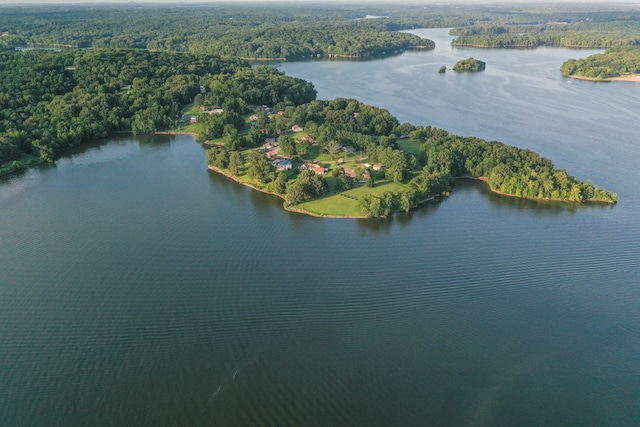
[1,29,640,426]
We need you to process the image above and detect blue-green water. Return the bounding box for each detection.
[1,30,639,426]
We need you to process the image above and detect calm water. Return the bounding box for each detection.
[2,29,640,426]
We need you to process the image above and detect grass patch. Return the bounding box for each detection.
[397,139,423,156]
[295,192,361,217]
[345,179,410,197]
[293,178,413,217]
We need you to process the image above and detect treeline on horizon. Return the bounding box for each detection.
[4,3,639,59]
[0,5,433,60]
[450,20,640,49]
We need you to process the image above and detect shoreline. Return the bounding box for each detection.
[208,163,444,219]
[207,164,369,218]
[456,176,611,203]
[567,73,640,82]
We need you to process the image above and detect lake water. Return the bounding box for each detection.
[2,29,640,426]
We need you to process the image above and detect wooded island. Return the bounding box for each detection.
[453,58,486,72]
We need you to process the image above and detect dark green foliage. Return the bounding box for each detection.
[278,135,296,156]
[357,191,399,218]
[438,65,447,74]
[451,20,640,49]
[228,151,244,175]
[333,169,352,192]
[0,49,246,163]
[247,149,276,184]
[561,47,640,79]
[286,169,327,205]
[0,5,434,60]
[269,171,289,195]
[410,126,617,204]
[207,67,316,107]
[206,146,229,169]
[452,58,486,72]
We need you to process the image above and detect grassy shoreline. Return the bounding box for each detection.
[207,164,370,218]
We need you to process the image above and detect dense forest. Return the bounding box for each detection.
[0,49,316,167]
[561,46,640,79]
[4,3,639,59]
[450,21,640,49]
[0,5,433,60]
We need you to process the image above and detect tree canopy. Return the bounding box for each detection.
[561,46,640,79]
[452,57,486,72]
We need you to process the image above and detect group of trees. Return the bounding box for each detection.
[452,57,486,72]
[0,49,248,164]
[206,67,316,108]
[0,49,318,165]
[408,126,618,203]
[0,5,434,60]
[4,3,640,59]
[189,22,433,60]
[450,20,640,49]
[357,191,415,218]
[561,46,640,79]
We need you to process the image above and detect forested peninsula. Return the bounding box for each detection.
[0,4,620,215]
[0,48,616,216]
[561,46,640,81]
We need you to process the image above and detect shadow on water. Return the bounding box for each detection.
[134,133,177,146]
[52,133,177,164]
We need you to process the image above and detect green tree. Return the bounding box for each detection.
[278,135,296,156]
[324,140,342,159]
[229,151,244,175]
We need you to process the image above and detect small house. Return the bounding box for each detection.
[264,141,278,151]
[301,134,316,145]
[307,162,327,175]
[291,125,303,132]
[276,159,292,171]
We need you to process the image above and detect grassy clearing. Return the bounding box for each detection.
[294,178,413,217]
[397,139,422,156]
[295,193,361,217]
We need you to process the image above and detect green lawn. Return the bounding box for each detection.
[294,194,360,217]
[294,178,413,217]
[397,139,422,156]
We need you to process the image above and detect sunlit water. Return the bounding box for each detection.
[1,29,639,426]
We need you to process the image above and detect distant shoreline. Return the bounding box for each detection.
[568,73,640,82]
